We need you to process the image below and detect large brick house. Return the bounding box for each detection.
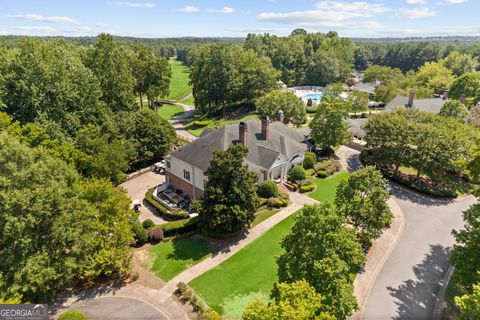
[164,114,311,199]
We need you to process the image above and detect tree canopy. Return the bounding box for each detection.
[256,90,305,125]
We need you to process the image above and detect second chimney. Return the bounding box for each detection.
[261,115,270,140]
[239,121,248,146]
[460,94,466,105]
[443,90,449,100]
[407,91,414,108]
[276,110,284,123]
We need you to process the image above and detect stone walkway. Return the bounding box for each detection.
[160,191,318,295]
[170,103,198,142]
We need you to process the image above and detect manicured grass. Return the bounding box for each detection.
[308,171,350,203]
[189,215,295,318]
[156,104,184,120]
[167,58,192,101]
[189,176,346,318]
[251,209,280,227]
[150,236,211,281]
[181,95,195,106]
[186,114,260,137]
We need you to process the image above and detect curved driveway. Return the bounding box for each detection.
[363,186,476,319]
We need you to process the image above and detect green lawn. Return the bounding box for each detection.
[186,114,260,137]
[156,104,185,120]
[308,172,350,202]
[251,209,280,228]
[189,176,345,318]
[150,236,211,281]
[167,58,192,101]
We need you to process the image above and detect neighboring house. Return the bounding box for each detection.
[164,113,311,199]
[385,91,448,114]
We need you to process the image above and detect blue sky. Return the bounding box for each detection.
[1,0,479,38]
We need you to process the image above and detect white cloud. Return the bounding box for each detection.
[395,7,437,19]
[8,13,78,24]
[208,7,235,14]
[257,1,389,29]
[106,2,155,8]
[435,0,468,4]
[178,6,200,13]
[13,26,56,33]
[406,0,427,4]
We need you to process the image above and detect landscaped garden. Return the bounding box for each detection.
[188,174,346,318]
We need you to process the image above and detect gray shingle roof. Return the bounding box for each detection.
[171,120,309,171]
[385,95,446,113]
[348,118,369,138]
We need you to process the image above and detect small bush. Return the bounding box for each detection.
[258,197,268,207]
[303,152,317,169]
[142,219,155,229]
[147,228,164,242]
[199,310,222,320]
[58,310,87,320]
[305,168,316,176]
[278,192,289,200]
[316,170,328,178]
[133,223,148,244]
[288,165,306,183]
[258,180,278,198]
[300,185,315,193]
[193,119,211,127]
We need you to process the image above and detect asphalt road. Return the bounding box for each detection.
[62,296,170,320]
[363,186,476,319]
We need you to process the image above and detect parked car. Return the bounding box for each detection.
[152,161,165,174]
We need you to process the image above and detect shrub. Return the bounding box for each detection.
[198,310,222,320]
[133,223,148,244]
[258,197,268,207]
[303,152,317,169]
[288,165,306,183]
[316,170,328,178]
[142,219,155,229]
[280,199,289,207]
[58,310,87,320]
[258,180,279,198]
[161,216,201,237]
[147,228,164,242]
[300,185,315,193]
[193,119,211,127]
[175,282,209,313]
[278,192,289,200]
[305,168,316,176]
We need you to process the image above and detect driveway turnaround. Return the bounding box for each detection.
[363,187,476,319]
[62,296,170,320]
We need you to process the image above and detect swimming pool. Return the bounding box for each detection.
[303,93,324,102]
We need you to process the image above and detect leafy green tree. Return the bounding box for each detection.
[309,96,351,149]
[303,151,317,170]
[349,91,369,112]
[256,90,305,125]
[450,201,480,289]
[439,100,469,122]
[449,73,480,107]
[467,104,480,127]
[277,203,365,319]
[363,65,402,84]
[455,282,480,319]
[131,47,171,107]
[335,166,392,246]
[86,33,135,111]
[200,144,258,233]
[415,61,454,94]
[440,51,479,77]
[243,280,335,320]
[288,165,306,182]
[257,180,278,198]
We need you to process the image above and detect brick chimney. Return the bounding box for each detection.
[407,91,414,108]
[460,94,466,105]
[276,110,284,123]
[239,121,248,146]
[442,90,449,100]
[261,115,270,140]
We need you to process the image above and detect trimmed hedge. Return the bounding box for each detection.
[300,184,315,193]
[58,310,87,320]
[160,216,202,237]
[288,165,306,183]
[142,219,155,229]
[305,168,316,176]
[145,188,189,220]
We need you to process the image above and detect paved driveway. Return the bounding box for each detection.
[120,172,167,224]
[61,296,169,320]
[363,186,476,319]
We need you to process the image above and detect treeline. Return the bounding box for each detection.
[0,34,176,184]
[355,40,480,72]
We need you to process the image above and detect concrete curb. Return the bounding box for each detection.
[350,197,406,320]
[433,265,455,320]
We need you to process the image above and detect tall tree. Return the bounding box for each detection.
[449,73,480,107]
[439,100,469,122]
[243,280,335,320]
[200,144,258,233]
[415,61,454,94]
[309,96,351,149]
[455,282,480,319]
[256,90,305,125]
[86,33,135,111]
[277,203,365,319]
[335,166,392,246]
[440,51,479,77]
